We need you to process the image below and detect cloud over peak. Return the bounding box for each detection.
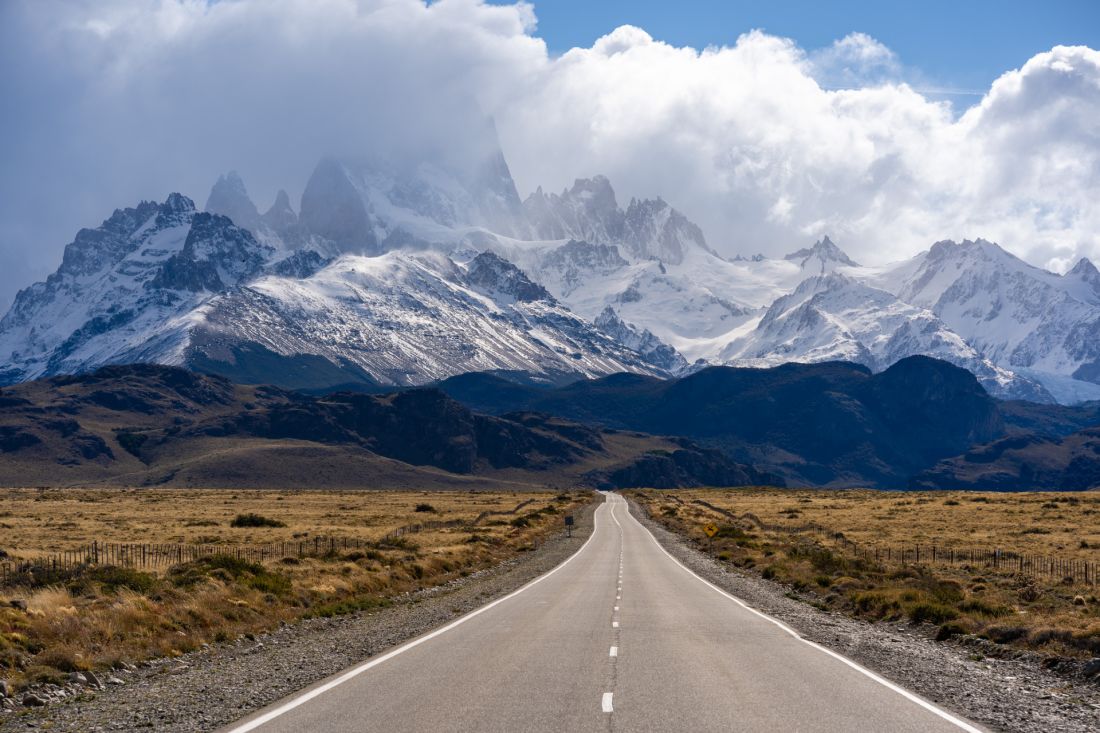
[0,0,1097,310]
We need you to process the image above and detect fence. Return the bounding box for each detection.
[688,498,1099,587]
[0,498,548,588]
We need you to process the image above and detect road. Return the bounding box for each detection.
[226,492,982,733]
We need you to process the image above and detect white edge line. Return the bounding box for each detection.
[602,692,614,712]
[622,495,983,733]
[225,497,607,733]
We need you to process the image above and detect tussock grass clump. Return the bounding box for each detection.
[230,513,286,528]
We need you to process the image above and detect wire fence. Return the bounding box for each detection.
[0,498,548,589]
[688,498,1099,586]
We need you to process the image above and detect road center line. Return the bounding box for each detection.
[602,692,614,713]
[609,646,618,657]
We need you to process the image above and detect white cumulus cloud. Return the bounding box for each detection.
[0,0,1097,311]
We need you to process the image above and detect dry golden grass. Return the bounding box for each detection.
[0,488,592,690]
[653,488,1100,559]
[0,488,566,554]
[631,488,1100,661]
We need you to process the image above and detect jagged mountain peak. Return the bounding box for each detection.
[205,171,261,232]
[784,236,860,270]
[1068,257,1100,279]
[466,251,552,303]
[594,305,688,374]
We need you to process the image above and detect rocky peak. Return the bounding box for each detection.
[149,212,272,293]
[466,251,552,303]
[299,158,378,255]
[594,306,688,374]
[205,171,260,232]
[1069,257,1099,278]
[156,193,197,229]
[57,200,162,279]
[784,236,859,271]
[524,175,625,244]
[1064,256,1100,303]
[262,190,297,230]
[622,197,709,265]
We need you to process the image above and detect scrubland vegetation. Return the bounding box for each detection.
[632,488,1100,661]
[0,488,589,691]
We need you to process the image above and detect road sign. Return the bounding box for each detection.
[703,523,719,538]
[564,515,575,526]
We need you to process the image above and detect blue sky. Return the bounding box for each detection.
[522,0,1100,93]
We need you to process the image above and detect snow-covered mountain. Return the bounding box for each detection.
[868,239,1100,403]
[0,193,661,390]
[717,272,1050,401]
[2,139,1096,403]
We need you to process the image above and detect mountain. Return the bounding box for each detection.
[717,272,1051,401]
[0,364,773,490]
[870,239,1100,403]
[911,427,1100,491]
[439,355,1007,488]
[3,131,1098,405]
[523,175,714,265]
[783,235,860,273]
[0,193,667,391]
[0,194,271,384]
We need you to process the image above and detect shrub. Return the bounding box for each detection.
[414,503,436,513]
[83,565,157,594]
[906,602,958,625]
[168,554,287,595]
[958,598,1012,617]
[935,621,970,641]
[230,513,286,528]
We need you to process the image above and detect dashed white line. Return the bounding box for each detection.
[614,605,619,611]
[602,692,614,713]
[609,646,618,657]
[612,621,619,628]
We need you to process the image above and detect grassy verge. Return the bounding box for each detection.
[630,488,1100,661]
[0,489,590,692]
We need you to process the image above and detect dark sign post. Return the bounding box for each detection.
[564,514,575,538]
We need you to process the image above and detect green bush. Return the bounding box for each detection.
[230,513,286,528]
[906,602,958,625]
[414,503,436,513]
[84,565,157,594]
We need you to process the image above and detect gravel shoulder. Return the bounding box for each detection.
[627,496,1100,733]
[0,500,599,733]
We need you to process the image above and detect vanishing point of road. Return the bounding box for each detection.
[225,492,983,733]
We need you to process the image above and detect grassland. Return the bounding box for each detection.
[0,488,591,691]
[631,488,1100,661]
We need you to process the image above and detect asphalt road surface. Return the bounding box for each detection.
[226,492,983,733]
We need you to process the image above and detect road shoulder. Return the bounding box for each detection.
[4,500,600,733]
[627,496,1100,733]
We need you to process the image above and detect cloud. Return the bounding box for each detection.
[0,1,1097,313]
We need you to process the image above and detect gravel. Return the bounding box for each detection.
[628,497,1100,733]
[0,501,598,733]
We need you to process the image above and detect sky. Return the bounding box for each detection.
[0,0,1098,312]
[527,1,1100,94]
